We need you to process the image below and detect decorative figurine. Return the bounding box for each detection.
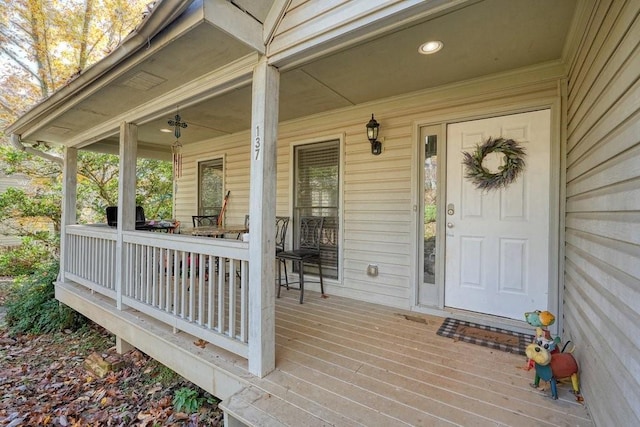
[524,310,556,339]
[524,310,561,370]
[525,341,580,400]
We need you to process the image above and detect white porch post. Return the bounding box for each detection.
[248,56,279,377]
[59,147,77,282]
[115,122,138,310]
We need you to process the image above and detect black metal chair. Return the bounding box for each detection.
[275,216,290,286]
[276,216,324,303]
[235,215,289,283]
[192,215,219,227]
[236,214,251,239]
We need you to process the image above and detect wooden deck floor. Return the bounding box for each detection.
[224,290,594,427]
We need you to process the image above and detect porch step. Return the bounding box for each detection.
[220,385,327,427]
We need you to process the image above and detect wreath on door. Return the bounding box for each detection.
[462,137,526,191]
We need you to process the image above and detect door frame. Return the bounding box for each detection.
[410,102,564,334]
[416,124,447,309]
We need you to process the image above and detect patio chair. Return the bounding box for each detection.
[233,215,289,283]
[275,216,290,286]
[192,215,219,227]
[276,216,324,303]
[237,214,251,239]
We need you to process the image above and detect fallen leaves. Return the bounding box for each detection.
[0,323,222,426]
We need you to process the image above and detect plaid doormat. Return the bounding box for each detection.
[436,317,534,355]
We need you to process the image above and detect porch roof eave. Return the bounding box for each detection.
[5,0,193,141]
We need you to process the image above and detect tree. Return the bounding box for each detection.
[76,152,174,223]
[0,0,150,120]
[1,145,174,220]
[0,0,172,275]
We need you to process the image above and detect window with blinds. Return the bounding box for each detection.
[198,158,223,215]
[294,140,339,279]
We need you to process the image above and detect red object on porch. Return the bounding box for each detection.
[218,190,230,227]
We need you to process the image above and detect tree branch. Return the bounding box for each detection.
[0,46,41,82]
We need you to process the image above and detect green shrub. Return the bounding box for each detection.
[173,387,202,414]
[0,238,53,277]
[4,261,86,334]
[424,205,437,223]
[173,387,216,414]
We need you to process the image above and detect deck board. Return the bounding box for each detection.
[61,279,593,426]
[242,291,595,427]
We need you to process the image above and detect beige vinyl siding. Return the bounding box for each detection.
[342,117,414,306]
[270,0,366,56]
[0,175,25,192]
[268,0,430,63]
[278,113,417,306]
[176,133,252,227]
[564,0,640,425]
[174,67,562,309]
[0,174,28,247]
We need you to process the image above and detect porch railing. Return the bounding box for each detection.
[64,225,249,358]
[65,225,117,297]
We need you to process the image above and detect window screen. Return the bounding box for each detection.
[294,140,339,279]
[198,158,223,215]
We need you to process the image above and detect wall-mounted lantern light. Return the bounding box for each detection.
[366,114,382,155]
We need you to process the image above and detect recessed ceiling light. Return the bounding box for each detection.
[160,128,172,133]
[418,40,443,55]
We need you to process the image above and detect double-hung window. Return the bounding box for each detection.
[198,158,223,215]
[293,140,340,279]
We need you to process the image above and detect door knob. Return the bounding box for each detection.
[447,222,454,229]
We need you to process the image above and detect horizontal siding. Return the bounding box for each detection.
[567,149,640,206]
[566,0,636,142]
[566,177,640,212]
[0,174,29,191]
[0,174,29,247]
[270,0,400,58]
[176,133,253,227]
[564,0,640,425]
[566,230,640,288]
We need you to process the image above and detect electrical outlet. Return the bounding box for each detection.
[367,264,378,276]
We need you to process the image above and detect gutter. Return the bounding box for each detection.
[6,0,194,154]
[10,134,64,165]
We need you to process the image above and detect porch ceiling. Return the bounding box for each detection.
[12,0,578,157]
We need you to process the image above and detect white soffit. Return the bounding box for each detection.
[121,71,167,91]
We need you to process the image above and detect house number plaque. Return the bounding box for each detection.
[254,125,261,160]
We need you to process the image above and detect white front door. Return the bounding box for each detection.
[444,110,551,320]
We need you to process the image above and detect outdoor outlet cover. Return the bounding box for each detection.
[367,264,378,276]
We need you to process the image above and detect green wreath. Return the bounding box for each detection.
[462,137,526,191]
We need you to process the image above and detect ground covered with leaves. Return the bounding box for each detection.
[0,290,223,426]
